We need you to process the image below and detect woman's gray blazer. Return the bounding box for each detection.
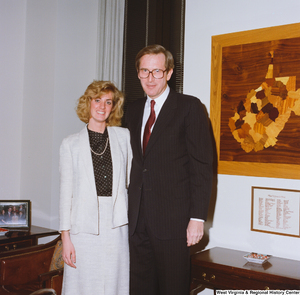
[59,126,132,235]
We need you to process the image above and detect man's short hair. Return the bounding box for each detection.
[135,44,174,72]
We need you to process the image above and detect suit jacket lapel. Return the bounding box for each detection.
[131,97,146,159]
[144,89,177,157]
[79,126,97,196]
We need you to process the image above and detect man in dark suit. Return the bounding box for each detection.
[125,44,213,295]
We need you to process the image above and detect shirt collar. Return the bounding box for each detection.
[146,85,170,110]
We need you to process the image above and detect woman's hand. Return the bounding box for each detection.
[61,231,76,268]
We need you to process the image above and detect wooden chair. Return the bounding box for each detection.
[0,235,63,295]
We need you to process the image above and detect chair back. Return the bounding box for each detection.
[0,236,60,286]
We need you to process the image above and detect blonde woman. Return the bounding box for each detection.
[59,81,132,295]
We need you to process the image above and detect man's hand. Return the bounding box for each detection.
[186,220,204,247]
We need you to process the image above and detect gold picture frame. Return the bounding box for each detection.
[210,22,300,179]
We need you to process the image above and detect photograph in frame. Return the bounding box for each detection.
[0,200,31,229]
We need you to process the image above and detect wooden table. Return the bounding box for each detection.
[191,247,300,290]
[0,225,59,252]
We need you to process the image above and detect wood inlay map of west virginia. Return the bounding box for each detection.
[228,52,300,153]
[220,37,300,166]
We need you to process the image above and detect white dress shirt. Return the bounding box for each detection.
[140,86,170,145]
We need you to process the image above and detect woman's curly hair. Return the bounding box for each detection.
[76,80,124,126]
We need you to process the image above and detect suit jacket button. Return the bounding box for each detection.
[143,169,148,172]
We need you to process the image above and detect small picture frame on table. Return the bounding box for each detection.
[0,200,31,230]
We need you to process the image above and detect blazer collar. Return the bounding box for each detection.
[107,127,121,205]
[78,126,121,202]
[79,126,97,196]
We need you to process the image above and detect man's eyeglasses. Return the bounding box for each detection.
[138,68,167,79]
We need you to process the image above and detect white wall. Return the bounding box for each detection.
[184,1,300,294]
[0,0,98,229]
[0,1,26,202]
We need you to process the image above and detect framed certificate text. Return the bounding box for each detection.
[251,187,300,237]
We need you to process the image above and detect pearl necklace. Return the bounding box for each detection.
[90,138,109,156]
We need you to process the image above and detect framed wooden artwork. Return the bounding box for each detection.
[251,187,300,237]
[210,22,300,179]
[0,200,31,229]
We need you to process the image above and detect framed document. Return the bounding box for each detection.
[251,187,300,237]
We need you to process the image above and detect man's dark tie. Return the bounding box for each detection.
[143,100,156,154]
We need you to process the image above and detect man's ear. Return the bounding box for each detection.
[166,68,173,81]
